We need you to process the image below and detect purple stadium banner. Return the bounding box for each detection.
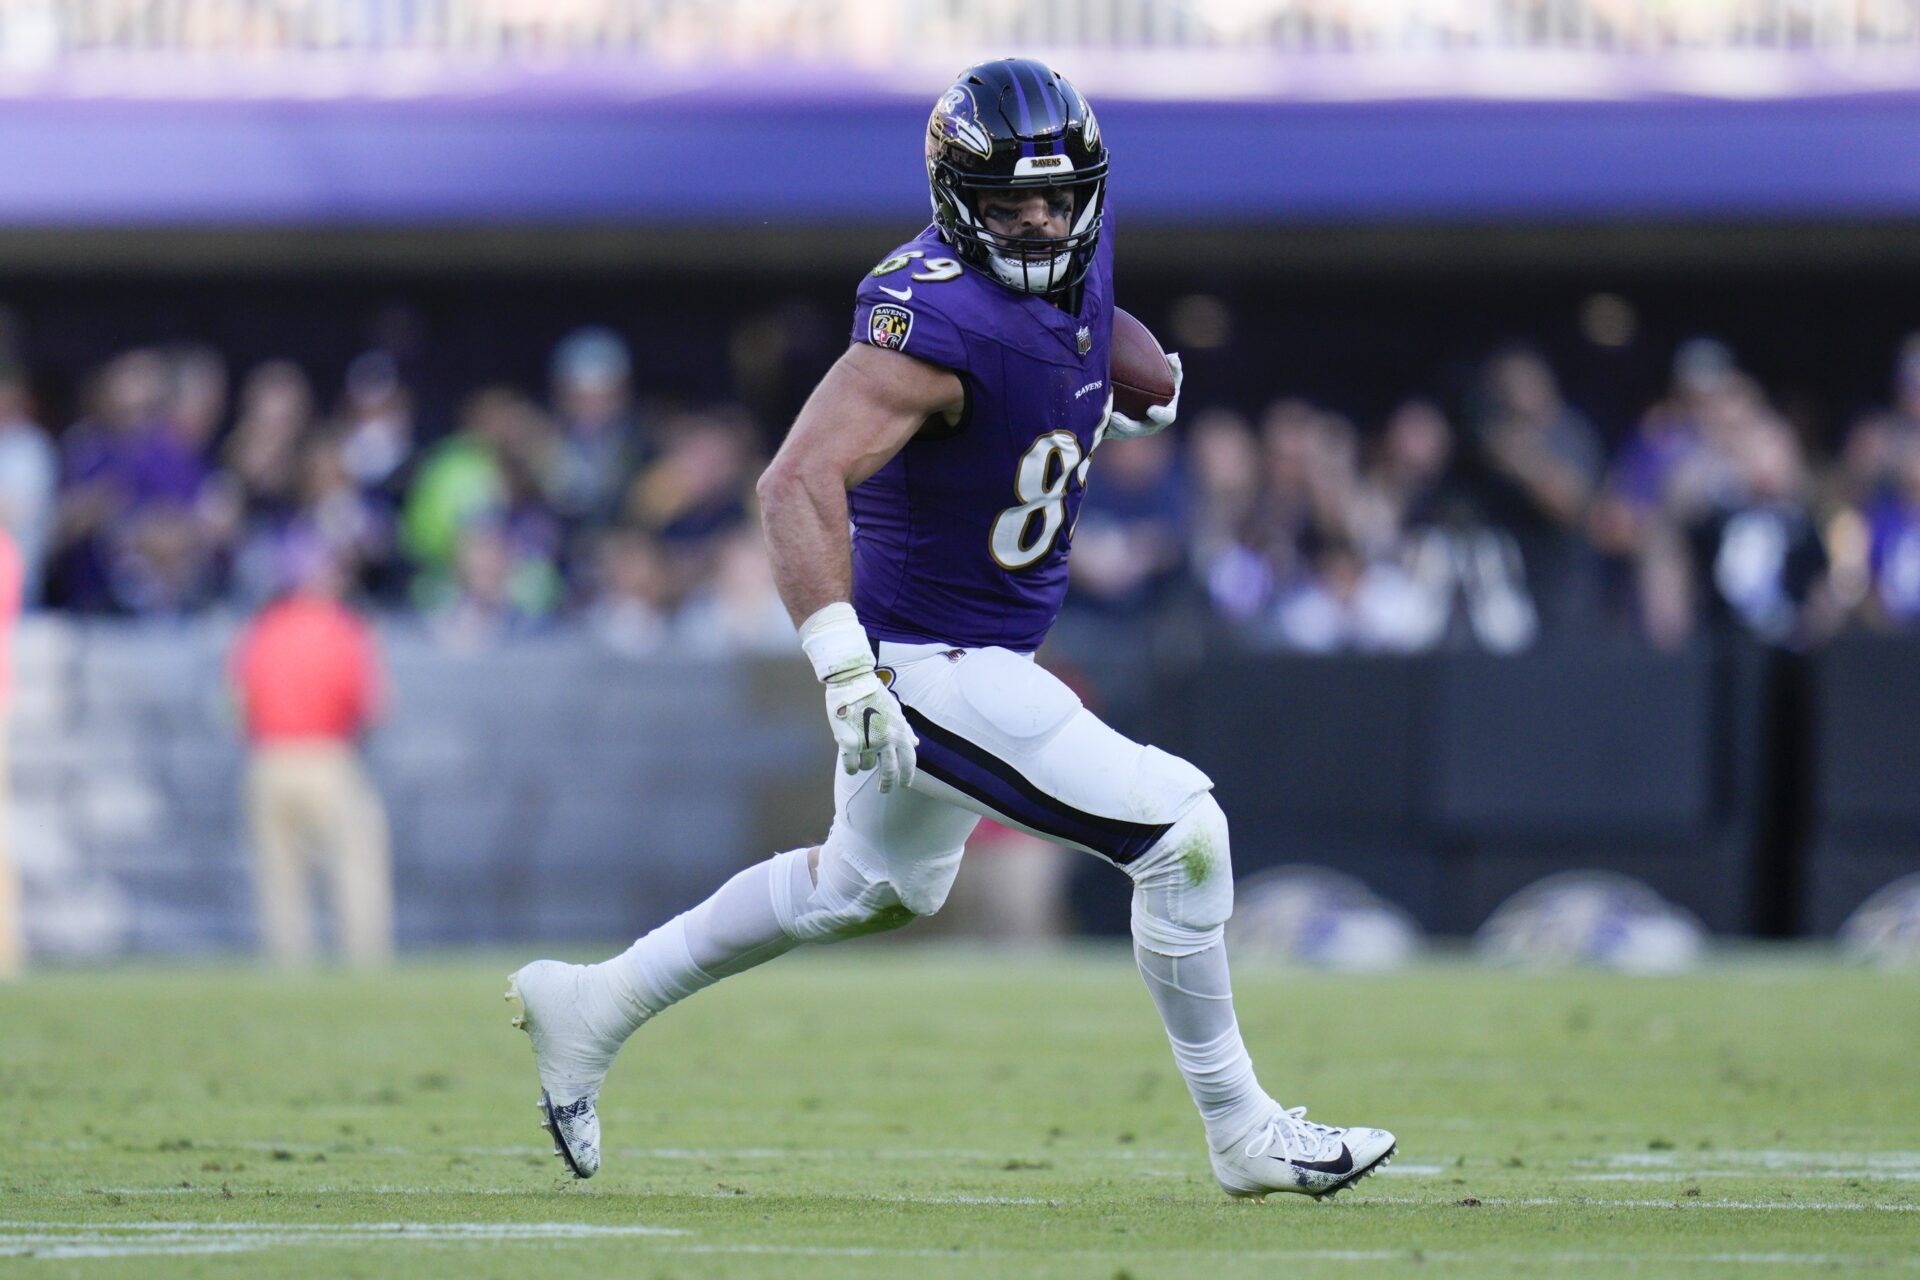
[6,83,1920,225]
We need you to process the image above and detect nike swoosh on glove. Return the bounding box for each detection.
[824,668,918,793]
[1105,350,1183,441]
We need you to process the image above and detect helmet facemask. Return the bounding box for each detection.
[940,167,1105,296]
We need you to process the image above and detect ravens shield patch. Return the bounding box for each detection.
[869,304,914,352]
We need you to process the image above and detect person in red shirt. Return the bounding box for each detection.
[231,549,391,967]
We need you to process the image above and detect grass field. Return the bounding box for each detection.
[2,947,1916,1277]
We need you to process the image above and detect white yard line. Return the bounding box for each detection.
[882,1195,1052,1205]
[551,1242,1920,1267]
[1572,1170,1920,1182]
[0,1222,685,1236]
[83,1186,544,1196]
[76,1187,1082,1205]
[16,1191,1919,1221]
[48,1179,1920,1212]
[610,1147,1143,1161]
[4,1217,1917,1264]
[0,1220,688,1260]
[1363,1195,1920,1212]
[14,1234,1906,1268]
[1600,1151,1920,1169]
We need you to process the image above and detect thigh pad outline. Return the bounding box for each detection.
[888,646,1214,860]
[948,647,1083,752]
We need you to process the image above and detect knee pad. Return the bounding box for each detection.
[771,844,919,945]
[1127,794,1233,958]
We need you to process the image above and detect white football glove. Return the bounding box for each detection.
[822,668,916,792]
[798,602,917,793]
[1104,350,1183,441]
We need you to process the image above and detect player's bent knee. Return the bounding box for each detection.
[784,874,917,944]
[1129,793,1233,895]
[773,842,923,945]
[889,853,964,919]
[1127,794,1234,958]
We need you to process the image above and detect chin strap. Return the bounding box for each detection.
[985,248,1074,294]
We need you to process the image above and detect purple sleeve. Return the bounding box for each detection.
[851,274,971,375]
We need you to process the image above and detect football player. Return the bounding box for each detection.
[508,57,1396,1200]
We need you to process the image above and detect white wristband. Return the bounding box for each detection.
[798,601,875,684]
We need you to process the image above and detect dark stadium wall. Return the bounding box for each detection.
[1066,635,1783,941]
[1804,636,1920,933]
[1066,634,1920,943]
[17,620,1914,954]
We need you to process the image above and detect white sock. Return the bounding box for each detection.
[592,849,813,1040]
[1135,941,1269,1148]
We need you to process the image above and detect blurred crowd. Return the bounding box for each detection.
[0,329,786,656]
[1072,333,1920,653]
[4,323,1920,655]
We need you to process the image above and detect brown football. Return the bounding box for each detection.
[1110,307,1176,420]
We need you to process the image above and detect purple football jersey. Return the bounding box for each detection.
[848,223,1114,651]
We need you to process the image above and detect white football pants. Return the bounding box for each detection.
[818,640,1216,922]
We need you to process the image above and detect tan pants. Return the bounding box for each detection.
[247,741,393,968]
[0,725,20,979]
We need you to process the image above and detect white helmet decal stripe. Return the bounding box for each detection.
[952,118,992,158]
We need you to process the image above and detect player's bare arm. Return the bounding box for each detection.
[756,342,964,626]
[752,342,960,796]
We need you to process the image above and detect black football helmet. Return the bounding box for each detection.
[926,58,1108,299]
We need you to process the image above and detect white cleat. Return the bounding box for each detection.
[505,959,619,1179]
[1209,1104,1397,1201]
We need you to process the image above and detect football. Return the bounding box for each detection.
[1110,307,1176,419]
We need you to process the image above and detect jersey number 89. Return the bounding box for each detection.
[871,251,964,283]
[990,430,1093,570]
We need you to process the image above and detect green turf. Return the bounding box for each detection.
[2,947,1916,1277]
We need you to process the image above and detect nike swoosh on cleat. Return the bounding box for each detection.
[878,285,912,301]
[1291,1147,1355,1175]
[1313,1144,1396,1200]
